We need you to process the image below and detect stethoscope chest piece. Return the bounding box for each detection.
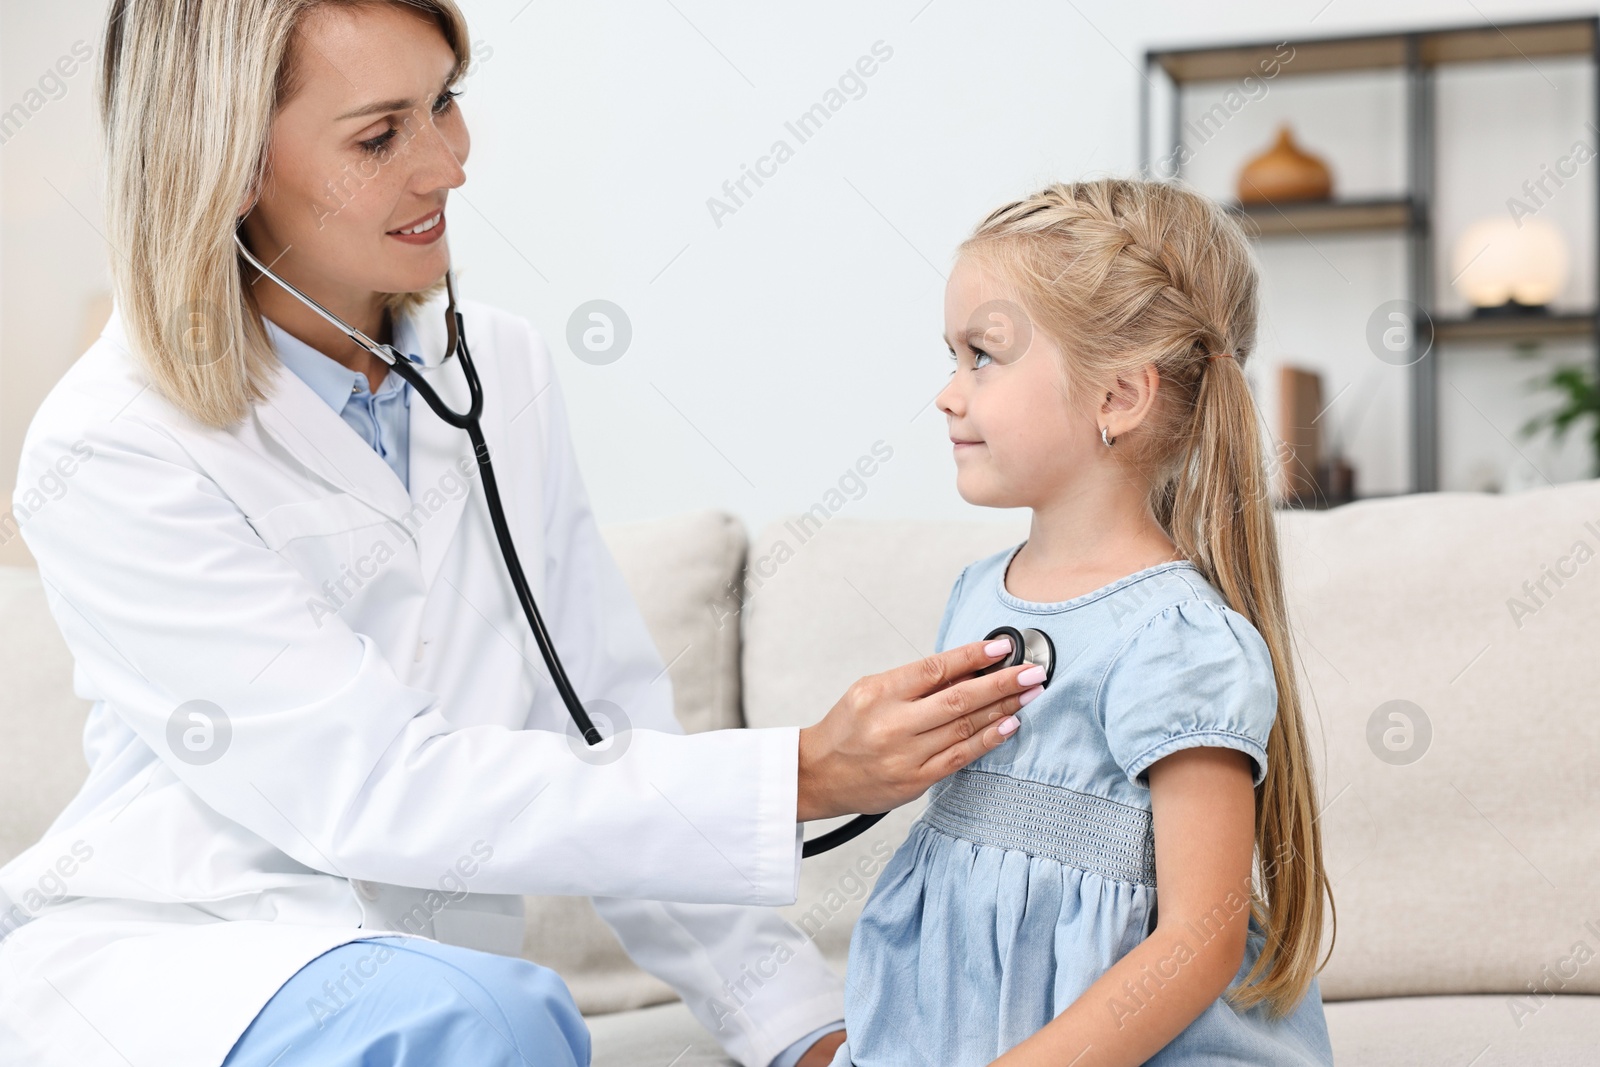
[977,625,1055,688]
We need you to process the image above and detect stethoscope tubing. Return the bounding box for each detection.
[403,330,882,855]
[232,232,605,741]
[383,319,605,748]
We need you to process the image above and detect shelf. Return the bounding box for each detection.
[1151,17,1595,84]
[1142,13,1600,494]
[1225,197,1413,238]
[1432,312,1596,344]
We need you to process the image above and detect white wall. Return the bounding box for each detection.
[1,3,111,567]
[3,0,1597,568]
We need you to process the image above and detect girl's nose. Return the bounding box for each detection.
[935,376,963,418]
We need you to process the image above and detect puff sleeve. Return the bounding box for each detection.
[1097,599,1278,789]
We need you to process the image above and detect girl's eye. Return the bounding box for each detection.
[358,88,463,155]
[945,348,994,371]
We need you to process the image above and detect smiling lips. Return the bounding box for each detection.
[387,209,446,243]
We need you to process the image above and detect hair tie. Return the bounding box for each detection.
[1206,351,1235,363]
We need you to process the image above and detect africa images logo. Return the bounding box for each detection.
[166,700,233,766]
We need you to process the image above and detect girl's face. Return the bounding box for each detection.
[936,255,1104,510]
[239,3,469,310]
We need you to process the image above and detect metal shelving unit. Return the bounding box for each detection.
[1140,16,1600,494]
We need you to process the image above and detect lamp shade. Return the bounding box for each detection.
[1450,216,1569,309]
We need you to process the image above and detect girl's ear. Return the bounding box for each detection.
[1100,364,1162,435]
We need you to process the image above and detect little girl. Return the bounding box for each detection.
[829,178,1335,1066]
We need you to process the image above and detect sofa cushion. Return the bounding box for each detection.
[1275,481,1600,1000]
[0,566,91,865]
[1323,994,1600,1066]
[596,508,747,736]
[521,508,751,1014]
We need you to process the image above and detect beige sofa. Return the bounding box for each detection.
[4,482,1599,1065]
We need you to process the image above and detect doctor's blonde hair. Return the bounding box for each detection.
[96,0,473,430]
[958,177,1333,1017]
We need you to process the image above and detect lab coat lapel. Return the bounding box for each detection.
[256,354,415,526]
[401,291,474,591]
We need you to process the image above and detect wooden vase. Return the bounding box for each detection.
[1237,124,1333,205]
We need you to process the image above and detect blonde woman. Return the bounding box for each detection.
[830,180,1336,1066]
[0,2,1045,1065]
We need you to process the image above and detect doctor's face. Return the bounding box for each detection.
[935,255,1103,510]
[241,3,469,307]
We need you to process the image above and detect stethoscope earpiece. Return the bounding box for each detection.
[977,625,1055,688]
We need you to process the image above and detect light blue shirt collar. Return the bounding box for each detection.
[263,309,424,410]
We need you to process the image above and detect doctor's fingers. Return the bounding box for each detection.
[879,636,1024,704]
[911,674,1039,770]
[904,654,1040,735]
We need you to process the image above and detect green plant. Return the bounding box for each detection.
[1519,352,1600,478]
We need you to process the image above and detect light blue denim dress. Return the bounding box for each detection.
[830,545,1333,1066]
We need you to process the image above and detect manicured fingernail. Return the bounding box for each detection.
[997,715,1019,736]
[984,637,1012,657]
[1019,684,1043,706]
[1017,665,1047,687]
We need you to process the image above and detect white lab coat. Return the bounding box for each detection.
[0,291,843,1067]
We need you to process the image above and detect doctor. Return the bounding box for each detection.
[0,2,1042,1066]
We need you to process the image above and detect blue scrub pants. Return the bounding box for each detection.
[222,935,590,1066]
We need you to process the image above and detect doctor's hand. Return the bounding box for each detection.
[795,637,1043,822]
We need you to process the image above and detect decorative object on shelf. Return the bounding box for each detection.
[1237,123,1333,205]
[1449,216,1569,315]
[1279,365,1359,508]
[1316,452,1357,503]
[1278,365,1322,504]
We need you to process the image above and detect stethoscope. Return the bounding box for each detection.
[233,228,1057,857]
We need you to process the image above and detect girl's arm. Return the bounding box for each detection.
[991,746,1258,1067]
